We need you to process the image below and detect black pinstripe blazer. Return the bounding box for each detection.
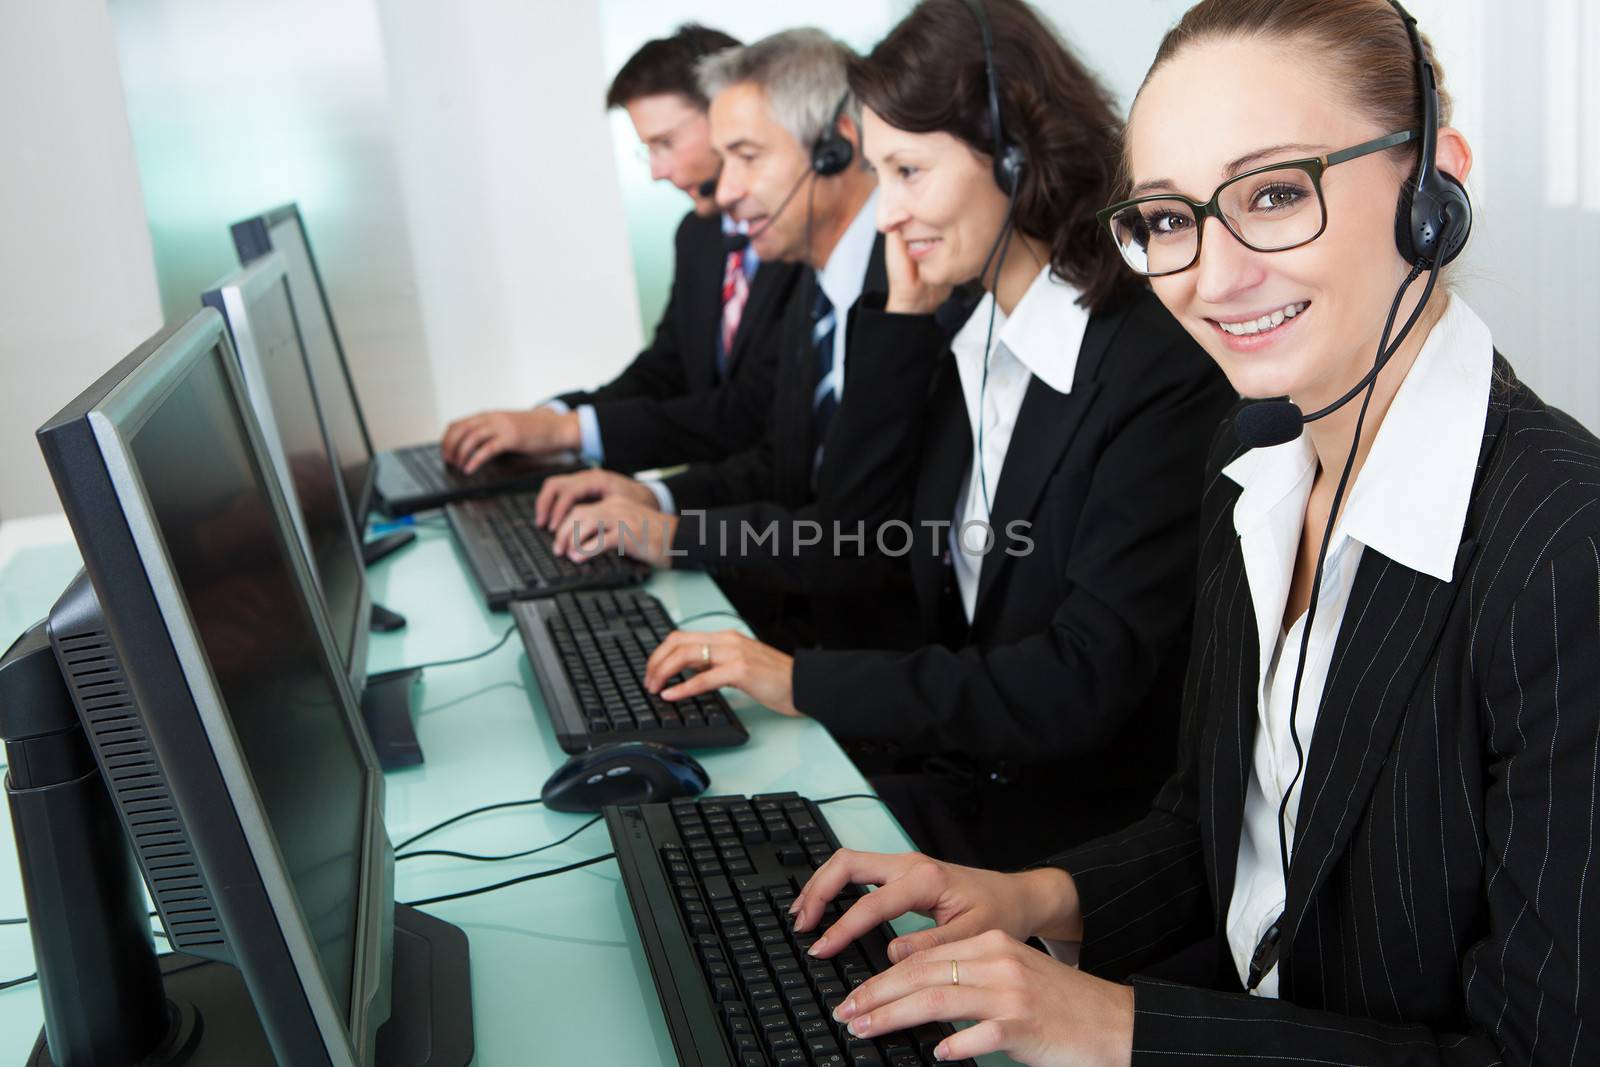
[1048,357,1600,1064]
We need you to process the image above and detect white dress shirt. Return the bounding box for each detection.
[947,265,1089,620]
[644,192,880,515]
[812,190,880,413]
[1223,296,1494,996]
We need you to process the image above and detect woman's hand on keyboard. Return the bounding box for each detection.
[644,630,798,716]
[792,850,1081,963]
[831,929,1134,1066]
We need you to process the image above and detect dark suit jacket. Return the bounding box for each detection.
[662,236,918,651]
[558,210,804,472]
[1049,361,1600,1065]
[786,287,1236,865]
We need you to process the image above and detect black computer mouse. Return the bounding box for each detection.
[540,740,710,814]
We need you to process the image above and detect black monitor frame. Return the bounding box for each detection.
[201,252,372,699]
[231,203,378,523]
[35,310,393,1065]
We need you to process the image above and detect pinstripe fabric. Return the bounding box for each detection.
[1049,357,1600,1064]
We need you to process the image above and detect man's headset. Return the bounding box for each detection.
[1240,0,1474,994]
[721,92,856,253]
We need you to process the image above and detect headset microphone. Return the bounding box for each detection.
[698,176,719,198]
[1233,401,1307,449]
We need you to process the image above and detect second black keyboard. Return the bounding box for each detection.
[513,589,748,753]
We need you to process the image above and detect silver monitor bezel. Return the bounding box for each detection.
[85,308,390,1065]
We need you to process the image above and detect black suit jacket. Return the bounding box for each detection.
[1050,361,1600,1064]
[786,287,1236,863]
[558,210,804,471]
[662,236,918,650]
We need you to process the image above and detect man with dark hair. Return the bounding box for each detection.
[440,24,804,476]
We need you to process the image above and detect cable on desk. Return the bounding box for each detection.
[1,972,36,992]
[393,796,543,853]
[673,610,747,628]
[814,793,890,808]
[390,623,517,674]
[403,852,616,908]
[397,814,602,863]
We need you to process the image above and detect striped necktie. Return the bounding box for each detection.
[810,285,838,478]
[718,249,750,377]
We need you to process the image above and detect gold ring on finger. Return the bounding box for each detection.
[950,959,959,987]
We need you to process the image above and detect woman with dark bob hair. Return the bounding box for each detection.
[646,0,1234,870]
[779,0,1600,1063]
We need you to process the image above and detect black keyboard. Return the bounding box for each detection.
[394,443,456,493]
[447,493,649,608]
[512,590,748,753]
[607,793,973,1067]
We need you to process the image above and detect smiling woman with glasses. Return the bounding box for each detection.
[776,1,1600,1064]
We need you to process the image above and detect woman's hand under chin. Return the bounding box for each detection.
[884,229,955,316]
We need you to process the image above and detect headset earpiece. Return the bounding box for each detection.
[993,144,1026,197]
[811,92,855,177]
[1395,168,1472,268]
[1389,0,1472,268]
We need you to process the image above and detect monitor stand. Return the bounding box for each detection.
[365,532,415,633]
[24,905,473,1067]
[363,667,424,770]
[364,529,415,566]
[370,602,407,632]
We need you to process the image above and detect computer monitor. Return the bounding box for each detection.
[202,252,369,695]
[33,310,469,1064]
[230,204,375,524]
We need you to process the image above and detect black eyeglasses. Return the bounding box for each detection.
[1098,130,1418,277]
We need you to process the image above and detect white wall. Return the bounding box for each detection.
[375,0,643,424]
[0,0,163,521]
[109,0,439,453]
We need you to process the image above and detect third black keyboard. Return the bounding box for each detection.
[607,793,974,1067]
[512,589,748,753]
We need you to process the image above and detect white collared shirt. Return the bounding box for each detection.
[813,190,880,409]
[1223,296,1493,996]
[947,266,1090,619]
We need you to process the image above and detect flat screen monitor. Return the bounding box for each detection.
[202,252,370,691]
[231,204,375,523]
[36,309,392,1064]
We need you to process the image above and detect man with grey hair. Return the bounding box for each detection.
[536,28,918,653]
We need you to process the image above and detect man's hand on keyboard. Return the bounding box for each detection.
[644,629,798,715]
[536,468,657,530]
[553,495,677,567]
[440,407,580,473]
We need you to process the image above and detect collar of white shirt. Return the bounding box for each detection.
[1223,294,1494,587]
[816,190,879,316]
[949,265,1088,393]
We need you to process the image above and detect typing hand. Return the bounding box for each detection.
[439,408,579,474]
[832,931,1134,1066]
[643,630,798,716]
[535,469,657,530]
[793,851,1080,964]
[884,229,954,316]
[553,497,675,567]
